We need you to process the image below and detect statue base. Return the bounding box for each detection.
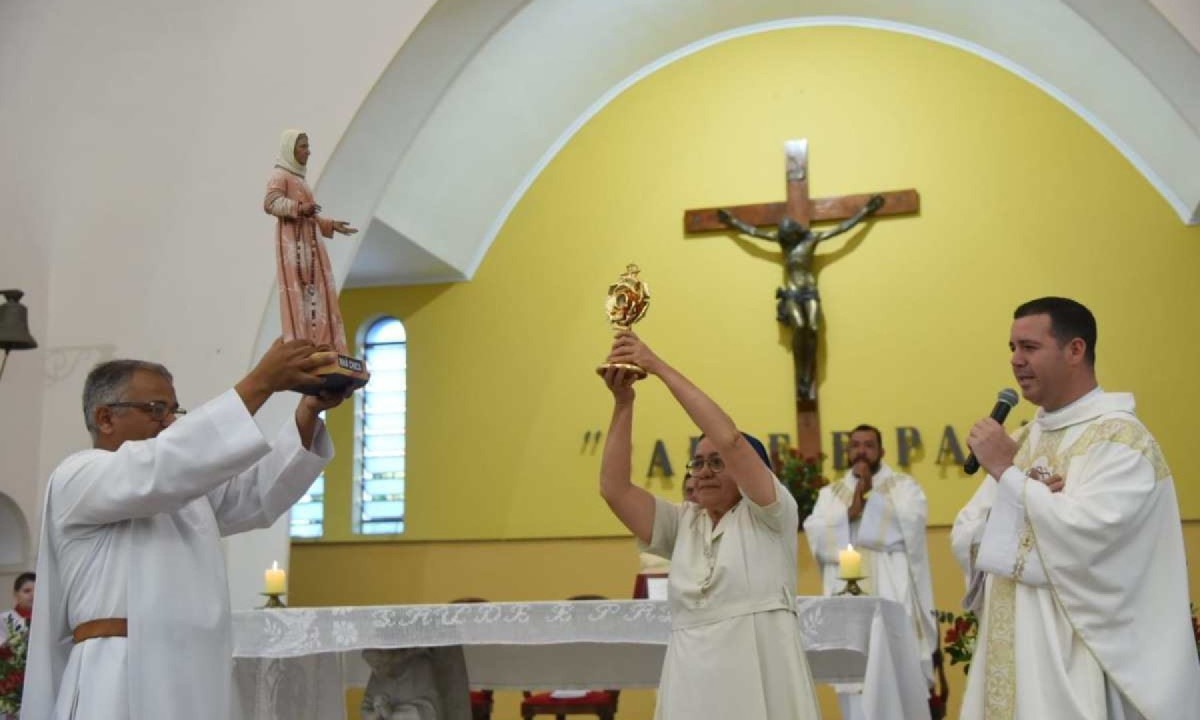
[295,353,370,396]
[595,362,647,380]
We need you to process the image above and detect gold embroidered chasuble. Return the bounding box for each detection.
[952,389,1199,719]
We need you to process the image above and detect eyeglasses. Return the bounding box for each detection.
[685,456,725,474]
[107,401,187,421]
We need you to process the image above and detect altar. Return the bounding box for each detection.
[233,597,929,719]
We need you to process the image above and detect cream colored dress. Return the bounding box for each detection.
[641,478,821,720]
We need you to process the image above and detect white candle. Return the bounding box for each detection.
[264,561,287,595]
[838,544,862,578]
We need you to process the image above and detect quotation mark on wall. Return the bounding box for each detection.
[582,430,603,454]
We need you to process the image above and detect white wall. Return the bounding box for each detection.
[0,0,51,576]
[0,0,435,609]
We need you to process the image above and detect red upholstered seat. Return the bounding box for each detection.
[631,572,667,599]
[523,691,616,706]
[520,690,619,720]
[469,690,494,720]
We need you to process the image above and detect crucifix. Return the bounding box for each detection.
[683,139,920,461]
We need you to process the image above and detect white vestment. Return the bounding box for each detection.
[23,389,333,720]
[803,463,936,719]
[640,478,820,720]
[952,388,1200,720]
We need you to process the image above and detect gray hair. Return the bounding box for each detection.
[82,359,173,438]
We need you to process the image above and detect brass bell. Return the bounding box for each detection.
[0,289,37,351]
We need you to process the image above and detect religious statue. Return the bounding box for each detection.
[360,647,471,720]
[684,137,920,459]
[264,129,370,394]
[717,194,884,401]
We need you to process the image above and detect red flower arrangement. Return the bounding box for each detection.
[771,447,828,526]
[936,609,979,674]
[1192,604,1200,660]
[0,616,27,716]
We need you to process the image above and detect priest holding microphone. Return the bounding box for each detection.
[953,297,1200,719]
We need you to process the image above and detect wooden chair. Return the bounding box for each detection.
[520,690,620,720]
[520,595,620,720]
[451,597,494,720]
[631,572,668,599]
[470,690,495,720]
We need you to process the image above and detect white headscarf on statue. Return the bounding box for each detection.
[275,128,307,178]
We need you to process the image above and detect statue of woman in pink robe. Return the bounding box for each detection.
[264,129,357,355]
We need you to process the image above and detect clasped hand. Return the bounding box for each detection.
[847,461,873,521]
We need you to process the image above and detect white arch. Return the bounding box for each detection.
[303,0,1200,296]
[0,493,30,571]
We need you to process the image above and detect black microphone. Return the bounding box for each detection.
[964,388,1020,475]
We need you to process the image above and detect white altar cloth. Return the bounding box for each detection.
[232,597,930,719]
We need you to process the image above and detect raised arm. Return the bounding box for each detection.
[55,339,330,527]
[607,331,776,507]
[810,194,884,242]
[597,367,656,544]
[52,391,273,527]
[207,390,347,535]
[717,208,778,241]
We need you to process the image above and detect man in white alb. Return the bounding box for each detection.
[23,339,344,720]
[803,424,936,719]
[953,297,1200,719]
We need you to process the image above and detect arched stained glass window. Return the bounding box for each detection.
[354,317,407,534]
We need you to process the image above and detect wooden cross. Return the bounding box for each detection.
[683,139,919,461]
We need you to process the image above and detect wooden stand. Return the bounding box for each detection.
[835,576,866,597]
[295,353,370,396]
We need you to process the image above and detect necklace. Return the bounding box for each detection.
[292,199,321,333]
[294,231,317,289]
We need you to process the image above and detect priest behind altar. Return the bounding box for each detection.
[802,424,937,720]
[952,297,1200,719]
[23,339,345,720]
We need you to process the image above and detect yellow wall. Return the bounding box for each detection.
[293,24,1200,720]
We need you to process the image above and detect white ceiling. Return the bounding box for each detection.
[310,0,1200,290]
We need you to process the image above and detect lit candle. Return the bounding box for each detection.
[838,544,862,578]
[264,561,287,595]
